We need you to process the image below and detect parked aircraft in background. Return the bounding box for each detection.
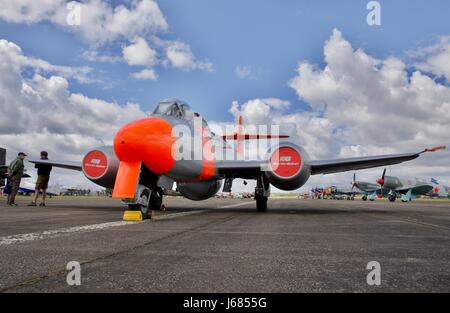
[28,99,445,217]
[311,186,358,200]
[429,178,450,198]
[351,173,386,201]
[375,168,435,202]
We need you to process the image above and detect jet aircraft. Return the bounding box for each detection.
[28,99,445,217]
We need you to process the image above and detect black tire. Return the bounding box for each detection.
[128,189,150,219]
[256,196,267,212]
[149,188,163,210]
[388,195,396,202]
[362,195,367,201]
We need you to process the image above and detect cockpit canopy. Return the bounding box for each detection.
[152,98,194,120]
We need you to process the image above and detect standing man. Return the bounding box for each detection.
[29,151,53,206]
[7,152,26,206]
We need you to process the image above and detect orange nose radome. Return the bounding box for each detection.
[112,117,175,198]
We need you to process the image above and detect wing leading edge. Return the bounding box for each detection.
[216,146,446,178]
[28,159,82,171]
[309,146,445,175]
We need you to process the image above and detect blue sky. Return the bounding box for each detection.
[1,0,449,122]
[1,0,450,189]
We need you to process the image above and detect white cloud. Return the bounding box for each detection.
[123,37,157,67]
[0,1,214,76]
[163,40,213,72]
[0,39,92,83]
[234,65,262,80]
[235,65,252,79]
[0,0,63,24]
[227,29,450,190]
[414,36,450,80]
[131,69,158,81]
[82,50,121,63]
[0,0,168,44]
[289,29,450,150]
[0,38,146,188]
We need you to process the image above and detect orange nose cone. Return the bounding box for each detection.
[113,117,175,175]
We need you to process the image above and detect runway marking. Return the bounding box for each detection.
[152,202,253,220]
[0,221,139,246]
[0,202,254,246]
[153,210,207,220]
[218,201,254,208]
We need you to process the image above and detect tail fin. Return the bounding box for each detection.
[221,115,290,154]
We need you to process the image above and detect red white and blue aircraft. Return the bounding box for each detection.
[28,99,445,217]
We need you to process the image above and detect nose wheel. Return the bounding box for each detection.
[128,188,150,219]
[126,186,164,220]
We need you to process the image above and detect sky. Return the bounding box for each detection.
[0,0,449,192]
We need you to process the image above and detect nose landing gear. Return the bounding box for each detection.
[123,185,164,220]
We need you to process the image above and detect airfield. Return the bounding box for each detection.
[0,196,449,292]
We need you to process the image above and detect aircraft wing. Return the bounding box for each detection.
[216,147,445,178]
[216,160,262,179]
[394,184,434,195]
[28,159,82,171]
[310,151,426,175]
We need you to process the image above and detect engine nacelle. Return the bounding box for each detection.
[177,180,222,201]
[82,146,119,188]
[264,142,311,191]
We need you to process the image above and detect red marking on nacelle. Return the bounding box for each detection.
[270,147,301,178]
[83,150,108,179]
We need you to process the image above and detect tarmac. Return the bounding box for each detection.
[0,196,449,292]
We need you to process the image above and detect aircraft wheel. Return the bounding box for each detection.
[128,189,150,219]
[362,195,367,201]
[256,195,267,212]
[149,188,163,210]
[388,195,396,202]
[351,197,355,200]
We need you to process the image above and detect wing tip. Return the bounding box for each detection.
[423,146,446,153]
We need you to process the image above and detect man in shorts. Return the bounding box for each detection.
[29,151,53,207]
[7,152,26,206]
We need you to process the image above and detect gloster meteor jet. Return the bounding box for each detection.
[29,99,445,217]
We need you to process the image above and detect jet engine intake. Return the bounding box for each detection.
[82,146,119,188]
[264,142,311,191]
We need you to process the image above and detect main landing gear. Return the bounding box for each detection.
[255,175,270,212]
[125,185,163,219]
